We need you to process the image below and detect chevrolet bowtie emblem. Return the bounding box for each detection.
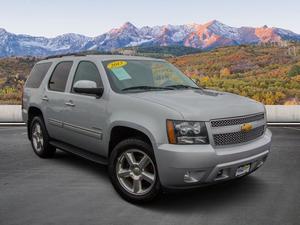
[241,123,253,132]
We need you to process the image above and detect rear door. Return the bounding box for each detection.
[62,60,107,155]
[42,61,74,141]
[23,62,52,121]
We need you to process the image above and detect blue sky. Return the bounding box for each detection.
[1,0,299,37]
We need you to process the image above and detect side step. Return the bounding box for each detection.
[50,140,108,165]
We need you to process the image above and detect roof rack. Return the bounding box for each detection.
[45,53,87,59]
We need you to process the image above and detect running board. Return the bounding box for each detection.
[50,140,108,165]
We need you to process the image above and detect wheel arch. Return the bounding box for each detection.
[27,106,44,140]
[107,122,157,157]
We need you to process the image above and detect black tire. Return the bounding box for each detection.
[30,116,56,158]
[108,138,161,203]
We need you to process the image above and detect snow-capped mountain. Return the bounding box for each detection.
[0,20,300,57]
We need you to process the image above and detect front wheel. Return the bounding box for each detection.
[108,138,161,203]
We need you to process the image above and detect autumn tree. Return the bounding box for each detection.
[220,67,231,78]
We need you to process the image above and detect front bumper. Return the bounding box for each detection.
[155,128,272,189]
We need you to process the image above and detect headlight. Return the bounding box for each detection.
[166,120,209,144]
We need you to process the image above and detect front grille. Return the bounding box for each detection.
[213,125,265,146]
[211,113,264,127]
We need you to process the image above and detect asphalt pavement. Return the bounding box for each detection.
[0,126,299,225]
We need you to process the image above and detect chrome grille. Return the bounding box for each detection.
[213,125,265,146]
[210,113,266,146]
[211,113,264,127]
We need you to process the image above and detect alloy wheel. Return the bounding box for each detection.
[32,122,44,152]
[116,149,156,195]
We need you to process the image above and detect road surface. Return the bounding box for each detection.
[0,126,299,225]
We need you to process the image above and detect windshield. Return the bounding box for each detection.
[102,60,199,93]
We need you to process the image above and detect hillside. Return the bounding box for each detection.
[0,57,38,104]
[168,44,300,105]
[0,44,300,104]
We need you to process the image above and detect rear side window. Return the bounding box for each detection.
[26,62,52,88]
[48,61,73,92]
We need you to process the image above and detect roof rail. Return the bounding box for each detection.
[45,53,87,59]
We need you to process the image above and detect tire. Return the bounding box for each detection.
[108,138,161,203]
[30,116,56,158]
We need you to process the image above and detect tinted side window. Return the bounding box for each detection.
[26,62,52,88]
[48,61,73,92]
[71,61,103,93]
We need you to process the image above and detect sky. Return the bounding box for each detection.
[0,0,299,37]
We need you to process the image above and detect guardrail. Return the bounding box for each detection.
[266,105,300,123]
[0,105,299,123]
[0,105,23,123]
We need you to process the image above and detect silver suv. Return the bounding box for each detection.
[22,54,272,203]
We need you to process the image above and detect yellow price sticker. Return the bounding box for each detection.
[107,61,128,69]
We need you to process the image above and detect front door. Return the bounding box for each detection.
[62,60,107,155]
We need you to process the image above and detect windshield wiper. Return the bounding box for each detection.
[165,84,202,90]
[121,86,173,91]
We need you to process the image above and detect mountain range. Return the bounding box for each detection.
[0,20,300,57]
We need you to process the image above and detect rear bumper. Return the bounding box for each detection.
[155,129,272,189]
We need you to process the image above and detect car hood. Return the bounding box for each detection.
[132,89,265,121]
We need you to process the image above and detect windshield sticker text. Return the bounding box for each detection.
[107,61,128,69]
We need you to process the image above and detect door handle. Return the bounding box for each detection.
[65,101,75,107]
[42,96,49,101]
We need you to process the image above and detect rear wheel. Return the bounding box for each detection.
[108,138,161,203]
[30,116,56,158]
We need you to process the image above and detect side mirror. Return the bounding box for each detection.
[73,80,104,97]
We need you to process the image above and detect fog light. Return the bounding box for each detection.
[183,170,205,183]
[184,171,198,183]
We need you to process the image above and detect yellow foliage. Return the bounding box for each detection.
[220,67,231,77]
[292,75,300,82]
[199,76,210,87]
